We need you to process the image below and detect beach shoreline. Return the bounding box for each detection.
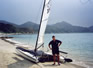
[0,38,87,68]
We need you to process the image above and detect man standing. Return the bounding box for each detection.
[48,36,62,65]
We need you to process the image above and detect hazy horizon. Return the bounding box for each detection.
[0,0,93,27]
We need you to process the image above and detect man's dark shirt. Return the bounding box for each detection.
[49,40,62,54]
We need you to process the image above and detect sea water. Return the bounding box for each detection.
[9,33,93,68]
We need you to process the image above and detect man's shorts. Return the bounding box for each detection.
[52,49,59,55]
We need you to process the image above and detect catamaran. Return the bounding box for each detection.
[16,0,72,63]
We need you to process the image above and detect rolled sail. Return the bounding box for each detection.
[35,0,51,50]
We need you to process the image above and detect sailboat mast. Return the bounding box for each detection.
[35,0,46,52]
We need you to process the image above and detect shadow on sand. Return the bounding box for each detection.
[43,64,59,67]
[8,53,39,68]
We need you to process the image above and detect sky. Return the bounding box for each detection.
[0,0,93,27]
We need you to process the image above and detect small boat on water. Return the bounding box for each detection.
[16,0,72,63]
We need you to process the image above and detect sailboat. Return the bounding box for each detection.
[16,0,72,63]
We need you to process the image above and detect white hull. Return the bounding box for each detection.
[16,48,39,63]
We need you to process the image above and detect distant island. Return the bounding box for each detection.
[0,20,93,33]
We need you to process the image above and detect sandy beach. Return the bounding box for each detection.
[0,39,86,68]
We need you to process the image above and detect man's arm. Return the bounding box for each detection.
[48,41,52,50]
[58,40,62,46]
[48,44,52,50]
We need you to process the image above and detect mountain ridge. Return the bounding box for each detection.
[0,20,93,33]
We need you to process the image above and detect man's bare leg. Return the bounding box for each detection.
[53,54,56,65]
[57,54,60,65]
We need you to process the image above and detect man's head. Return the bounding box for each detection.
[52,36,56,41]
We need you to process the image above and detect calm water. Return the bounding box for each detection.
[9,33,93,68]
